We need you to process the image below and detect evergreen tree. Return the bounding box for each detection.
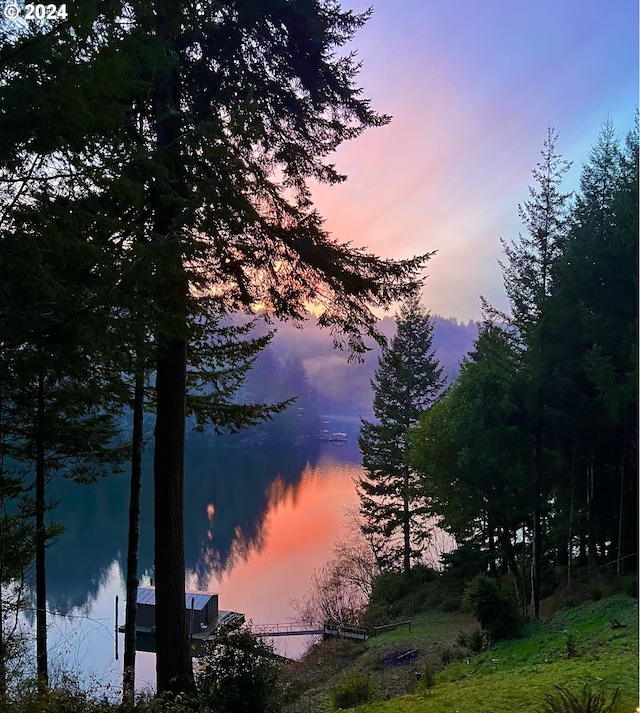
[408,324,533,613]
[0,187,128,689]
[488,126,572,618]
[498,125,573,336]
[1,1,429,693]
[544,118,637,577]
[358,291,444,574]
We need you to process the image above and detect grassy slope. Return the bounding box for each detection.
[288,594,638,713]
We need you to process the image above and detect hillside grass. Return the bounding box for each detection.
[285,594,638,713]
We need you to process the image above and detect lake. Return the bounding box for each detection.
[42,417,364,693]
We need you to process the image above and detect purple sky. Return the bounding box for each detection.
[311,0,638,322]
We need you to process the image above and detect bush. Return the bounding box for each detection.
[624,575,638,598]
[370,571,409,607]
[441,545,493,580]
[537,684,619,713]
[563,631,577,658]
[330,670,374,709]
[589,585,604,601]
[196,626,284,713]
[457,627,485,652]
[440,595,462,613]
[463,575,522,642]
[414,662,435,692]
[408,564,437,585]
[5,688,117,713]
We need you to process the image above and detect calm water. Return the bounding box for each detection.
[42,419,363,693]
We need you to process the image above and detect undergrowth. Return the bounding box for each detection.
[348,594,637,713]
[537,684,619,713]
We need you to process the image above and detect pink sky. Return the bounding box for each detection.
[311,0,638,322]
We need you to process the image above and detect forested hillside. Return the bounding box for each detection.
[249,314,476,417]
[407,122,638,615]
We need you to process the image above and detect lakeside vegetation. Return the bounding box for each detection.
[283,573,637,713]
[1,571,636,712]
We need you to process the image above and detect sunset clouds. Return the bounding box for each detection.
[312,0,638,321]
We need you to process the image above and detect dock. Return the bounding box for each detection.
[254,620,368,641]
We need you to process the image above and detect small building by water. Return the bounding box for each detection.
[136,585,219,632]
[121,586,244,655]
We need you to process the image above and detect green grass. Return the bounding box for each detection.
[366,609,473,649]
[325,595,638,713]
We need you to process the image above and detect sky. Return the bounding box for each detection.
[310,0,639,323]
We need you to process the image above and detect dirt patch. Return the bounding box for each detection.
[380,648,420,668]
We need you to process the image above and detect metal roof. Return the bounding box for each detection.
[136,586,217,611]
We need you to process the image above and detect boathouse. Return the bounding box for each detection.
[136,585,219,631]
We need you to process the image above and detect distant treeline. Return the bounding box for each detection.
[240,314,477,421]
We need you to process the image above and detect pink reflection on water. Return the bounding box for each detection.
[187,455,362,658]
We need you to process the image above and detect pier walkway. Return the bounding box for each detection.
[253,622,323,637]
[253,621,368,641]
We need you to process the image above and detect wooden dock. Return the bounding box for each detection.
[254,620,368,641]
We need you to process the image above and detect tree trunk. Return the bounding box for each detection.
[487,517,497,576]
[402,470,411,575]
[152,0,195,694]
[567,476,575,585]
[497,526,523,615]
[154,334,192,694]
[587,450,598,574]
[520,523,528,618]
[532,430,542,619]
[616,432,626,576]
[568,436,575,586]
[578,533,586,567]
[35,367,48,690]
[122,365,144,703]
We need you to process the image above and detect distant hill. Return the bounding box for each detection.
[259,314,478,417]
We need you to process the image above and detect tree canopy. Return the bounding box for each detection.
[1,0,429,693]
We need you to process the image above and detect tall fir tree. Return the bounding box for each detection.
[358,291,444,574]
[408,323,533,613]
[544,118,637,578]
[498,125,573,336]
[488,126,572,618]
[1,1,430,692]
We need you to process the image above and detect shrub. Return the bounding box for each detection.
[330,670,374,709]
[370,571,409,607]
[589,585,604,601]
[408,564,437,585]
[6,688,117,713]
[440,595,462,613]
[415,662,435,692]
[463,575,522,642]
[195,626,284,713]
[564,631,577,658]
[537,684,619,713]
[440,545,493,580]
[458,627,485,652]
[623,575,637,598]
[440,645,457,665]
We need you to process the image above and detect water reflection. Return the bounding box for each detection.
[42,430,363,687]
[46,435,335,612]
[188,455,362,660]
[185,441,324,588]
